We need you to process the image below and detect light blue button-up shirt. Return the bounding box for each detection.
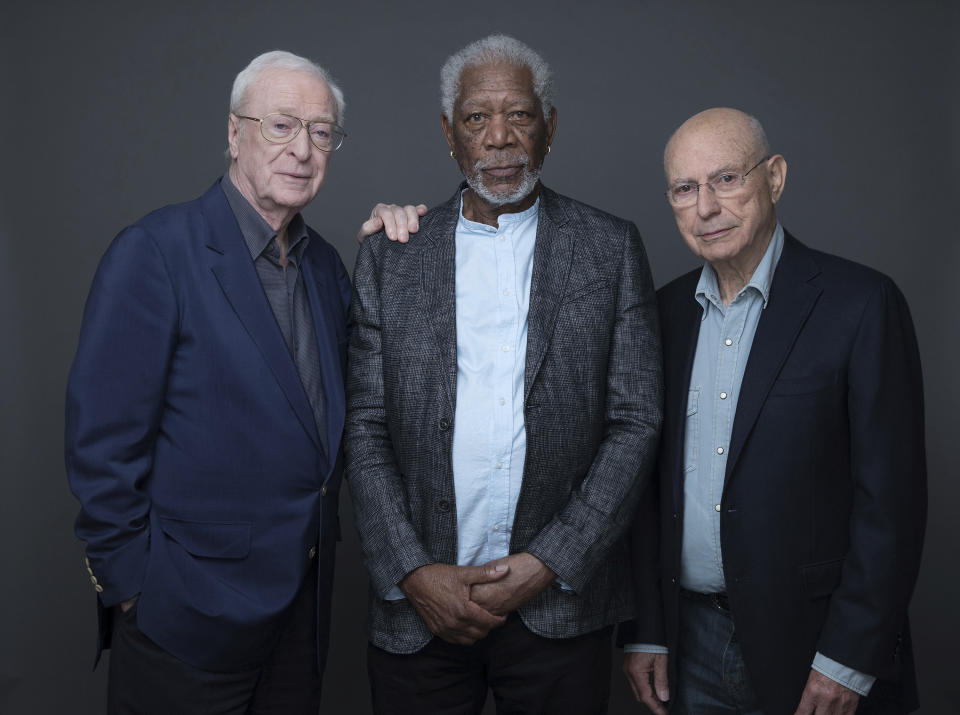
[451,196,538,567]
[627,224,874,696]
[384,194,538,601]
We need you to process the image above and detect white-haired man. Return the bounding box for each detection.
[66,50,351,714]
[346,34,662,713]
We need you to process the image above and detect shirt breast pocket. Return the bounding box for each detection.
[683,388,700,474]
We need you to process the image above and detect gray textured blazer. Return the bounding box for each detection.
[345,184,663,653]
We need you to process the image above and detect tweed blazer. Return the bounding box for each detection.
[345,184,663,653]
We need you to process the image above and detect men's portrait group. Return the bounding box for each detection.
[65,35,926,715]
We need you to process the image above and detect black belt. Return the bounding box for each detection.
[680,588,731,613]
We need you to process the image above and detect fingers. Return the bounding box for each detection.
[356,215,384,244]
[653,653,670,704]
[462,562,509,585]
[622,653,668,715]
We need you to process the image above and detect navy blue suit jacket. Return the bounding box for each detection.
[66,181,351,671]
[627,233,926,714]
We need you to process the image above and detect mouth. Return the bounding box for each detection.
[278,172,313,181]
[482,165,523,179]
[698,227,734,240]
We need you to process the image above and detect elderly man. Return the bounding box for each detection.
[621,108,926,715]
[345,34,662,713]
[66,51,351,714]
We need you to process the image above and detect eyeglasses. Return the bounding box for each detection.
[235,113,346,152]
[666,156,770,207]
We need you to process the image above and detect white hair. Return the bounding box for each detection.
[230,50,345,125]
[440,34,554,121]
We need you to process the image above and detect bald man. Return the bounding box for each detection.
[621,108,926,715]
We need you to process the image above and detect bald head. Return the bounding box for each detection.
[662,107,787,289]
[664,108,770,177]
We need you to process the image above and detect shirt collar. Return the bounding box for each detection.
[220,174,310,260]
[695,223,784,315]
[456,188,540,234]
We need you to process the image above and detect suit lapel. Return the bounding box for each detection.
[524,187,574,403]
[302,255,339,462]
[201,184,322,452]
[666,286,703,512]
[422,189,462,414]
[724,234,822,489]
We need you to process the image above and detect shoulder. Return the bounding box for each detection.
[540,186,636,236]
[657,267,701,307]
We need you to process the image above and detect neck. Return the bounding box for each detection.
[229,164,297,234]
[710,225,775,305]
[461,183,540,227]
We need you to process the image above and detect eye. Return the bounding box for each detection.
[673,183,694,195]
[466,112,485,123]
[717,173,737,184]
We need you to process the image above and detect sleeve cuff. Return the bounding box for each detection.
[624,643,669,654]
[811,652,875,697]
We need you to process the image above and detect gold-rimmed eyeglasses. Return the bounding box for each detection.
[235,113,346,152]
[666,155,770,207]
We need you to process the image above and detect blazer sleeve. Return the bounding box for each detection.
[816,277,927,678]
[344,238,434,597]
[65,226,178,606]
[526,222,664,592]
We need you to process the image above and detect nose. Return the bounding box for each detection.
[287,124,314,161]
[484,114,515,150]
[696,183,721,219]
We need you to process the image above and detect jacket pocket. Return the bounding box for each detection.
[770,372,838,396]
[800,557,844,599]
[158,517,252,559]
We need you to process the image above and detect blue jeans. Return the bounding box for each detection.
[674,590,764,714]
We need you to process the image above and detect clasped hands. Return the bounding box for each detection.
[399,552,555,645]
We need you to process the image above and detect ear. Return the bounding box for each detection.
[441,114,456,156]
[766,154,787,204]
[545,106,558,147]
[227,114,241,161]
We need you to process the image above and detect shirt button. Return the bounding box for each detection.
[503,289,510,296]
[496,462,503,469]
[717,447,725,455]
[499,397,506,405]
[493,525,500,532]
[720,392,727,399]
[715,504,721,512]
[502,345,510,352]
[725,338,733,346]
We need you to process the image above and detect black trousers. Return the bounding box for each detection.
[367,614,613,715]
[107,559,325,715]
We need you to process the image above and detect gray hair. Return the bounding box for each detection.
[440,34,554,121]
[230,50,346,125]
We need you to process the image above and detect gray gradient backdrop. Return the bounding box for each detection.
[2,1,957,713]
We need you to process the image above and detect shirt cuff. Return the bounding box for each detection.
[811,652,875,697]
[384,585,406,601]
[624,643,669,654]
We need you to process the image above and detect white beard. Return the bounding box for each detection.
[465,154,541,207]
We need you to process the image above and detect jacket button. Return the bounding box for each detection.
[308,545,318,559]
[439,418,451,431]
[321,485,328,497]
[438,499,451,512]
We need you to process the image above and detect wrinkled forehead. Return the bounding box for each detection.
[665,124,757,180]
[245,68,334,114]
[457,62,537,104]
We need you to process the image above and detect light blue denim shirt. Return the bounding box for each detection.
[626,224,874,696]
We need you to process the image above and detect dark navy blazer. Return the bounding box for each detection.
[626,233,926,714]
[66,181,351,671]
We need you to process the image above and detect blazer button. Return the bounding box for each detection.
[321,485,328,497]
[438,499,451,512]
[439,418,451,431]
[308,545,318,559]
